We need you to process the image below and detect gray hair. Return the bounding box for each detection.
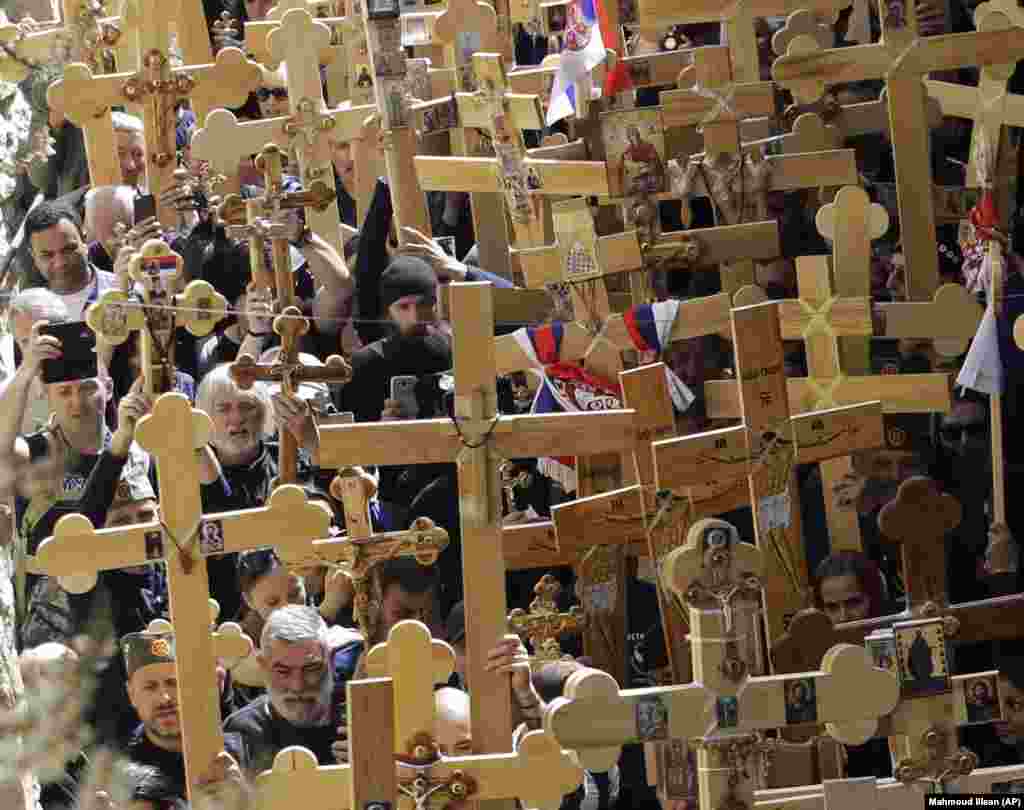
[111,111,144,135]
[195,362,274,438]
[260,604,329,651]
[10,288,68,323]
[84,185,136,231]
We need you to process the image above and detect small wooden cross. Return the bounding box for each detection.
[771,475,1024,675]
[256,620,583,809]
[507,574,584,666]
[546,517,900,803]
[314,281,637,761]
[34,395,332,802]
[772,1,1024,301]
[86,239,227,396]
[653,301,884,644]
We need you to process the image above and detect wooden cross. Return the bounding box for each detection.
[86,239,227,396]
[771,1,1024,301]
[255,620,583,809]
[544,517,900,802]
[666,46,858,296]
[507,573,585,666]
[314,281,636,761]
[357,0,433,241]
[190,8,373,256]
[415,53,612,251]
[33,395,332,802]
[771,476,1024,675]
[48,32,260,224]
[652,301,884,644]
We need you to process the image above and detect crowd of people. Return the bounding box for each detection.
[1,1,1024,808]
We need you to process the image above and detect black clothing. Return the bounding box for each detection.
[224,695,337,777]
[353,179,395,347]
[124,724,244,801]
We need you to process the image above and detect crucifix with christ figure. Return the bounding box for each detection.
[652,301,884,645]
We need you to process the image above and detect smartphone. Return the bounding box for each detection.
[39,322,98,384]
[133,193,156,224]
[390,375,419,419]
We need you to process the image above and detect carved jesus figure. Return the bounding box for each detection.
[667,148,774,225]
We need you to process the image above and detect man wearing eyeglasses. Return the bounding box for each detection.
[24,201,117,321]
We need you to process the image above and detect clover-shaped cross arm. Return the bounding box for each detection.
[256,748,352,805]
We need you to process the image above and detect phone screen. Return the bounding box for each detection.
[39,322,98,384]
[133,193,156,224]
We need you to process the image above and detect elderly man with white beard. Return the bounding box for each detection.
[224,605,339,776]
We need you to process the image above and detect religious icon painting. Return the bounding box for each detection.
[635,695,669,741]
[894,618,951,699]
[546,2,567,32]
[600,108,667,198]
[401,16,429,46]
[956,673,1000,725]
[99,300,130,340]
[993,779,1024,795]
[627,59,651,87]
[199,519,225,555]
[145,530,164,560]
[866,628,897,674]
[354,63,373,89]
[716,696,738,730]
[783,677,818,725]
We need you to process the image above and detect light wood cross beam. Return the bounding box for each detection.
[653,301,884,644]
[190,8,372,257]
[48,37,261,225]
[772,1,1024,301]
[637,0,846,83]
[666,47,858,296]
[33,395,332,803]
[256,620,583,810]
[415,53,611,250]
[314,281,636,762]
[544,518,900,798]
[771,476,1024,679]
[86,239,227,397]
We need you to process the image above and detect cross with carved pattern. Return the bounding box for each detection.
[772,1,1024,301]
[507,574,585,666]
[0,0,119,82]
[189,8,374,257]
[86,239,227,396]
[33,395,333,803]
[313,281,636,763]
[545,517,900,810]
[218,147,352,486]
[653,301,884,644]
[254,620,583,810]
[47,29,261,225]
[772,476,1024,677]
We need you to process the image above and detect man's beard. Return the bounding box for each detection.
[146,705,181,742]
[271,666,334,728]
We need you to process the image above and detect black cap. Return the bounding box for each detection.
[379,256,437,313]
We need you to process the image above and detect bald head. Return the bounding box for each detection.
[434,687,472,756]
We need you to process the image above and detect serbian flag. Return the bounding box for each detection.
[511,323,623,492]
[623,300,696,412]
[546,0,608,125]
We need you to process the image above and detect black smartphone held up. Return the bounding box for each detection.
[133,193,156,224]
[39,322,98,384]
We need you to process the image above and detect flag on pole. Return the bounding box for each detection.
[545,0,608,125]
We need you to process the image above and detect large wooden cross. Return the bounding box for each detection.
[772,0,1024,301]
[544,517,900,810]
[652,301,884,644]
[48,28,260,225]
[254,620,583,809]
[313,282,635,761]
[33,396,332,802]
[0,0,119,81]
[190,7,374,257]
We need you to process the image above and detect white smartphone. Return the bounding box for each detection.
[390,375,419,418]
